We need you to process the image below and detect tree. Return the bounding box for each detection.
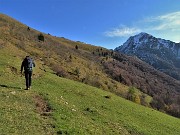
[134,95,141,104]
[74,67,80,77]
[27,27,30,31]
[38,33,44,41]
[75,45,78,50]
[127,87,136,101]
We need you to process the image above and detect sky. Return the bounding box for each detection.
[1,0,180,49]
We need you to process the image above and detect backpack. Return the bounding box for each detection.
[25,57,33,72]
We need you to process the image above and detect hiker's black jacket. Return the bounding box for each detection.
[21,57,35,73]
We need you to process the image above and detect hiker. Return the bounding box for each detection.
[21,56,35,90]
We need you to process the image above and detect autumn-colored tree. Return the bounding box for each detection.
[134,95,141,104]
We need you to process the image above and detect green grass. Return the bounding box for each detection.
[0,88,54,135]
[34,73,180,135]
[1,51,180,135]
[0,48,55,134]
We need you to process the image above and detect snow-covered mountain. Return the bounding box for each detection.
[115,32,180,80]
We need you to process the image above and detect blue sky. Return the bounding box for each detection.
[1,0,180,49]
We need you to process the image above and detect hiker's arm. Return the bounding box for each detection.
[33,61,35,67]
[20,61,24,74]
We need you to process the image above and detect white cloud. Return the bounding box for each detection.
[142,11,180,42]
[105,11,180,43]
[105,25,141,37]
[144,11,180,31]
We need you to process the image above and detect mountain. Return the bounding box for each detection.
[115,32,180,80]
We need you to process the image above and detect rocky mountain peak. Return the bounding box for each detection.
[133,32,153,41]
[116,32,180,54]
[115,32,180,80]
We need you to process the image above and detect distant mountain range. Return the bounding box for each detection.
[115,32,180,80]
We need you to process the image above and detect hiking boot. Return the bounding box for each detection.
[25,87,30,90]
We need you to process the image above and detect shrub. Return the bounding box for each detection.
[127,87,141,104]
[150,96,165,111]
[27,27,30,31]
[134,95,141,104]
[75,45,78,50]
[38,33,44,41]
[74,67,80,77]
[52,64,67,77]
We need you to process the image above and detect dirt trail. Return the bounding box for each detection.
[34,95,52,116]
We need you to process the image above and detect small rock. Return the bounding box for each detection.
[72,109,76,111]
[10,91,16,95]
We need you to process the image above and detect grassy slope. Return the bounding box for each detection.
[0,39,180,135]
[0,13,129,98]
[35,73,180,135]
[0,45,54,134]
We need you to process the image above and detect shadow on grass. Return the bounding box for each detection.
[0,84,21,89]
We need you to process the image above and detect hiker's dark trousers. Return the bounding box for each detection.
[25,71,32,88]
